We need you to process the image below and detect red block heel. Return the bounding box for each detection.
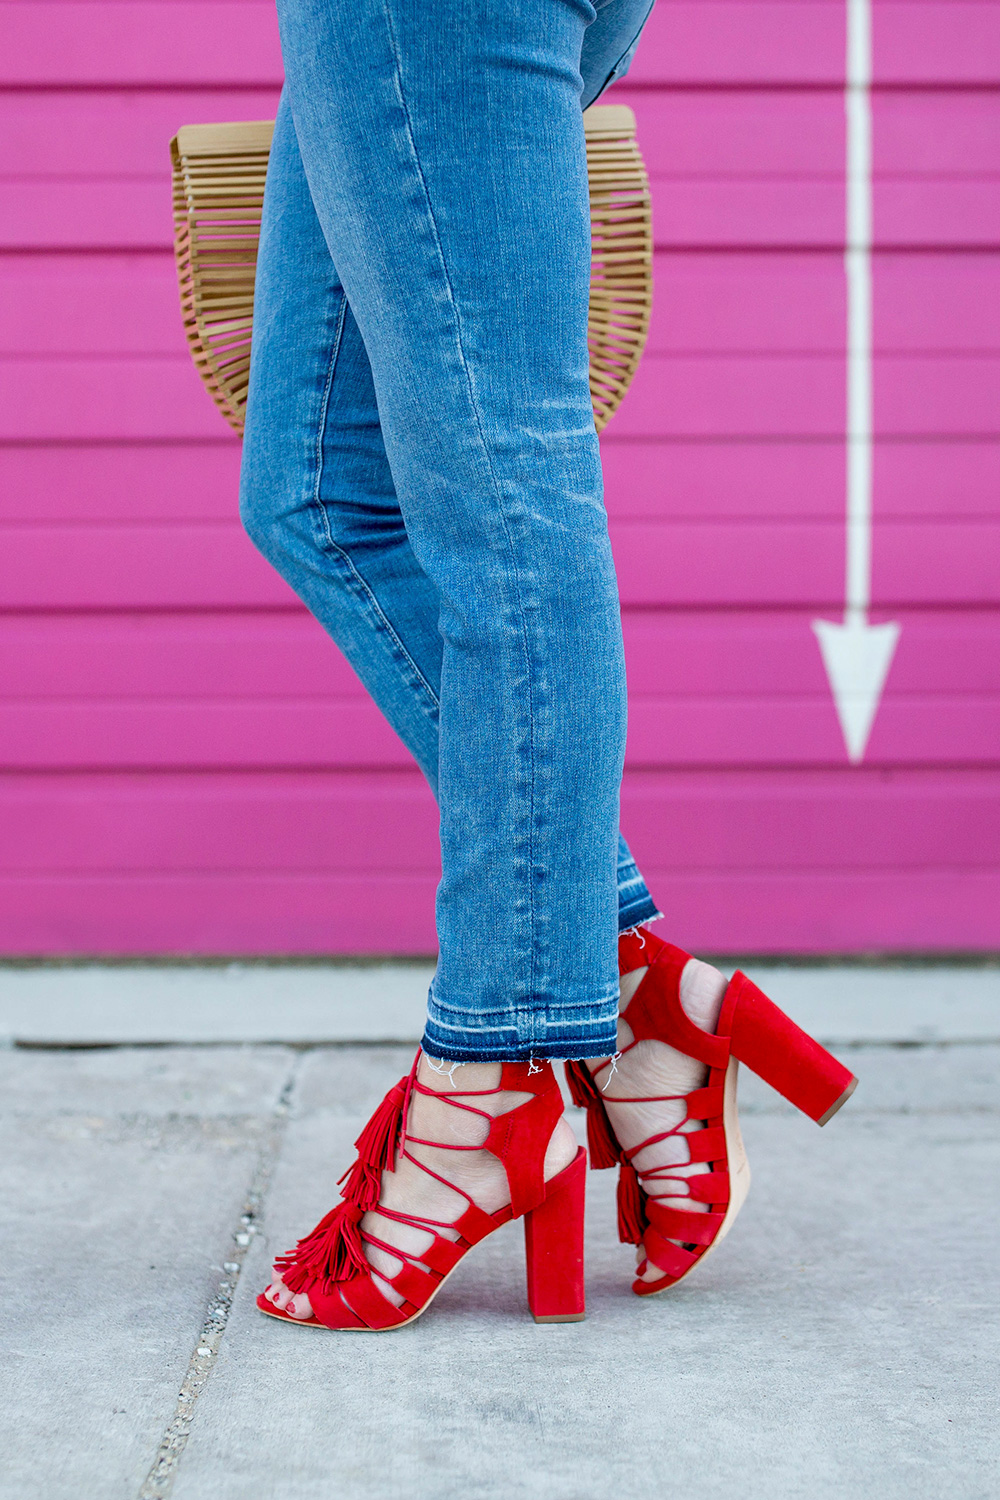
[257,1052,586,1331]
[524,1147,587,1323]
[567,926,857,1298]
[721,972,857,1125]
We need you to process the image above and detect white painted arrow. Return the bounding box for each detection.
[813,0,900,763]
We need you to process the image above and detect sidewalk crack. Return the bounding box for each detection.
[136,1054,301,1500]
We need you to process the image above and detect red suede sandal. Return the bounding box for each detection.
[258,1054,586,1330]
[566,926,857,1297]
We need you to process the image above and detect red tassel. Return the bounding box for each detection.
[564,1058,596,1110]
[337,1076,408,1211]
[274,1201,369,1294]
[616,1160,648,1245]
[272,1068,415,1296]
[564,1060,621,1171]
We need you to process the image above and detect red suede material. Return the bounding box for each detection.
[454,1201,501,1246]
[485,1083,564,1218]
[259,1053,590,1331]
[623,941,730,1070]
[645,1200,725,1246]
[642,1230,699,1278]
[419,1236,465,1275]
[683,1084,725,1121]
[672,1168,730,1205]
[722,972,856,1122]
[682,1125,727,1164]
[563,1060,621,1169]
[523,1147,587,1321]
[392,1261,439,1307]
[304,1282,367,1329]
[619,928,661,976]
[340,1274,410,1329]
[499,1060,554,1093]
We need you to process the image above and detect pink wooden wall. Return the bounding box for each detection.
[1,0,999,954]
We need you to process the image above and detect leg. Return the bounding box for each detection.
[259,0,636,1061]
[241,95,443,783]
[241,97,661,932]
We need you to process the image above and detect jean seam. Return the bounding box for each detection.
[310,290,442,724]
[381,0,540,1033]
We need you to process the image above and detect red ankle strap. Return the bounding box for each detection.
[619,925,657,976]
[486,1063,563,1217]
[619,935,730,1071]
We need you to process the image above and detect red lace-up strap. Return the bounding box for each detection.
[602,1069,729,1245]
[568,926,731,1251]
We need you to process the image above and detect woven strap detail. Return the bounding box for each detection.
[645,1199,726,1247]
[392,1261,439,1308]
[419,1236,466,1276]
[339,1274,412,1329]
[679,1124,727,1165]
[641,1232,699,1280]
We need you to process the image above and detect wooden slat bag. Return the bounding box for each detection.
[170,104,652,435]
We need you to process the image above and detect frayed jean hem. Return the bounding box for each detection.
[419,1027,621,1064]
[618,897,663,934]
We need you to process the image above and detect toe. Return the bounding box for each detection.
[285,1293,313,1320]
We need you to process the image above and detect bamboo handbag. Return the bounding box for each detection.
[170,104,652,435]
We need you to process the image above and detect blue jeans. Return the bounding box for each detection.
[240,0,661,1062]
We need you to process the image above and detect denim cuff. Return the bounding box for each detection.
[421,985,620,1064]
[618,896,663,934]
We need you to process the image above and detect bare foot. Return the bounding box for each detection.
[588,958,728,1283]
[263,1055,578,1318]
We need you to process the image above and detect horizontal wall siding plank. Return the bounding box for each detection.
[6,253,1000,358]
[3,439,998,525]
[5,353,1000,441]
[614,521,1000,607]
[610,354,1000,439]
[0,874,440,956]
[5,5,999,90]
[652,254,1000,356]
[0,442,242,523]
[600,439,1000,521]
[630,4,1000,88]
[3,521,998,609]
[3,867,997,955]
[0,89,282,177]
[645,177,1000,250]
[5,611,999,699]
[0,769,995,872]
[0,523,293,608]
[872,3,1000,86]
[630,91,1000,177]
[1,4,283,88]
[5,178,1000,253]
[1,694,997,769]
[8,89,1000,183]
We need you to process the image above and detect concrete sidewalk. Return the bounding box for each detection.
[1,964,998,1499]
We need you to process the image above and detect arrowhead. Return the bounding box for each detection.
[812,617,900,763]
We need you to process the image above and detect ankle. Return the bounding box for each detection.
[419,1054,501,1097]
[616,956,727,1038]
[678,958,727,1035]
